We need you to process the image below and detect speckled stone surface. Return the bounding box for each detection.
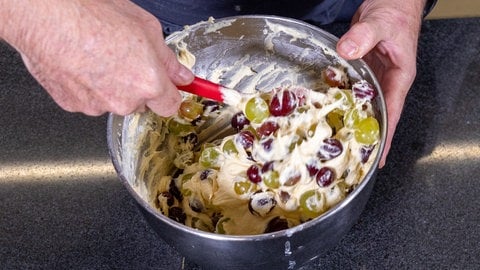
[1,18,479,269]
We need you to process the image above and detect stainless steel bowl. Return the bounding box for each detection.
[107,15,386,269]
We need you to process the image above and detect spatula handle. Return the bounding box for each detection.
[178,76,224,102]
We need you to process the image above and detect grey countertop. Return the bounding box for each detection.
[1,18,479,269]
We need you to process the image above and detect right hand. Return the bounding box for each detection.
[5,0,193,116]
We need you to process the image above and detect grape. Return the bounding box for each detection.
[334,90,354,107]
[247,164,262,183]
[199,147,221,168]
[222,139,239,155]
[189,198,204,213]
[248,191,276,217]
[168,206,186,224]
[316,167,335,187]
[167,119,195,136]
[261,161,275,173]
[269,89,297,117]
[361,145,375,163]
[323,66,347,88]
[256,121,279,137]
[263,170,280,189]
[352,80,377,101]
[284,172,301,186]
[235,130,255,150]
[326,111,344,134]
[354,117,380,145]
[231,112,250,131]
[306,161,320,177]
[261,138,273,152]
[179,99,204,120]
[317,138,343,161]
[264,217,289,233]
[279,191,291,203]
[158,191,174,207]
[182,133,198,145]
[202,100,220,114]
[299,190,323,218]
[234,180,253,195]
[200,170,211,180]
[245,97,270,123]
[215,217,230,234]
[344,108,360,128]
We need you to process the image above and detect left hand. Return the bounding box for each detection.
[336,0,427,167]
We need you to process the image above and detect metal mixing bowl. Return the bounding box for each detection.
[107,15,387,269]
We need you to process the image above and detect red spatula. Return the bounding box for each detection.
[178,76,237,103]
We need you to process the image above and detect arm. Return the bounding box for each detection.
[0,0,193,116]
[336,0,429,167]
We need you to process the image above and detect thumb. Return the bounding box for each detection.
[161,43,194,86]
[336,21,384,60]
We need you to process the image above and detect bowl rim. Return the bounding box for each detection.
[107,14,387,241]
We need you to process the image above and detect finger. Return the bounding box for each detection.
[145,82,182,117]
[337,21,385,60]
[160,43,194,86]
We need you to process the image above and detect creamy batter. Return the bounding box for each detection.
[137,18,380,235]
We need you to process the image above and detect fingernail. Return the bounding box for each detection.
[338,39,359,58]
[178,65,194,84]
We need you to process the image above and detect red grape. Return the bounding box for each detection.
[316,167,335,187]
[231,112,250,131]
[317,138,343,161]
[247,164,262,183]
[256,121,279,137]
[236,130,255,150]
[352,80,377,101]
[269,89,297,116]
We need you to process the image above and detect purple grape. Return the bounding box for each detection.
[352,80,377,101]
[360,145,375,163]
[248,191,276,217]
[269,89,297,116]
[264,216,289,233]
[261,138,273,152]
[200,170,211,180]
[236,130,255,150]
[316,167,335,187]
[247,164,262,183]
[231,112,250,131]
[317,138,343,161]
[306,161,320,177]
[261,161,275,173]
[256,121,279,137]
[284,172,301,186]
[202,100,220,114]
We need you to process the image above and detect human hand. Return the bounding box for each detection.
[336,0,426,167]
[1,0,193,116]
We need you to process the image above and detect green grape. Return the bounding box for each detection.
[307,123,318,137]
[354,117,380,145]
[179,99,204,120]
[199,147,221,168]
[234,180,252,195]
[215,217,231,234]
[326,110,344,133]
[222,139,238,155]
[299,190,324,218]
[244,97,270,123]
[168,119,195,136]
[343,108,360,128]
[179,173,194,196]
[289,136,304,152]
[263,170,280,189]
[334,90,354,108]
